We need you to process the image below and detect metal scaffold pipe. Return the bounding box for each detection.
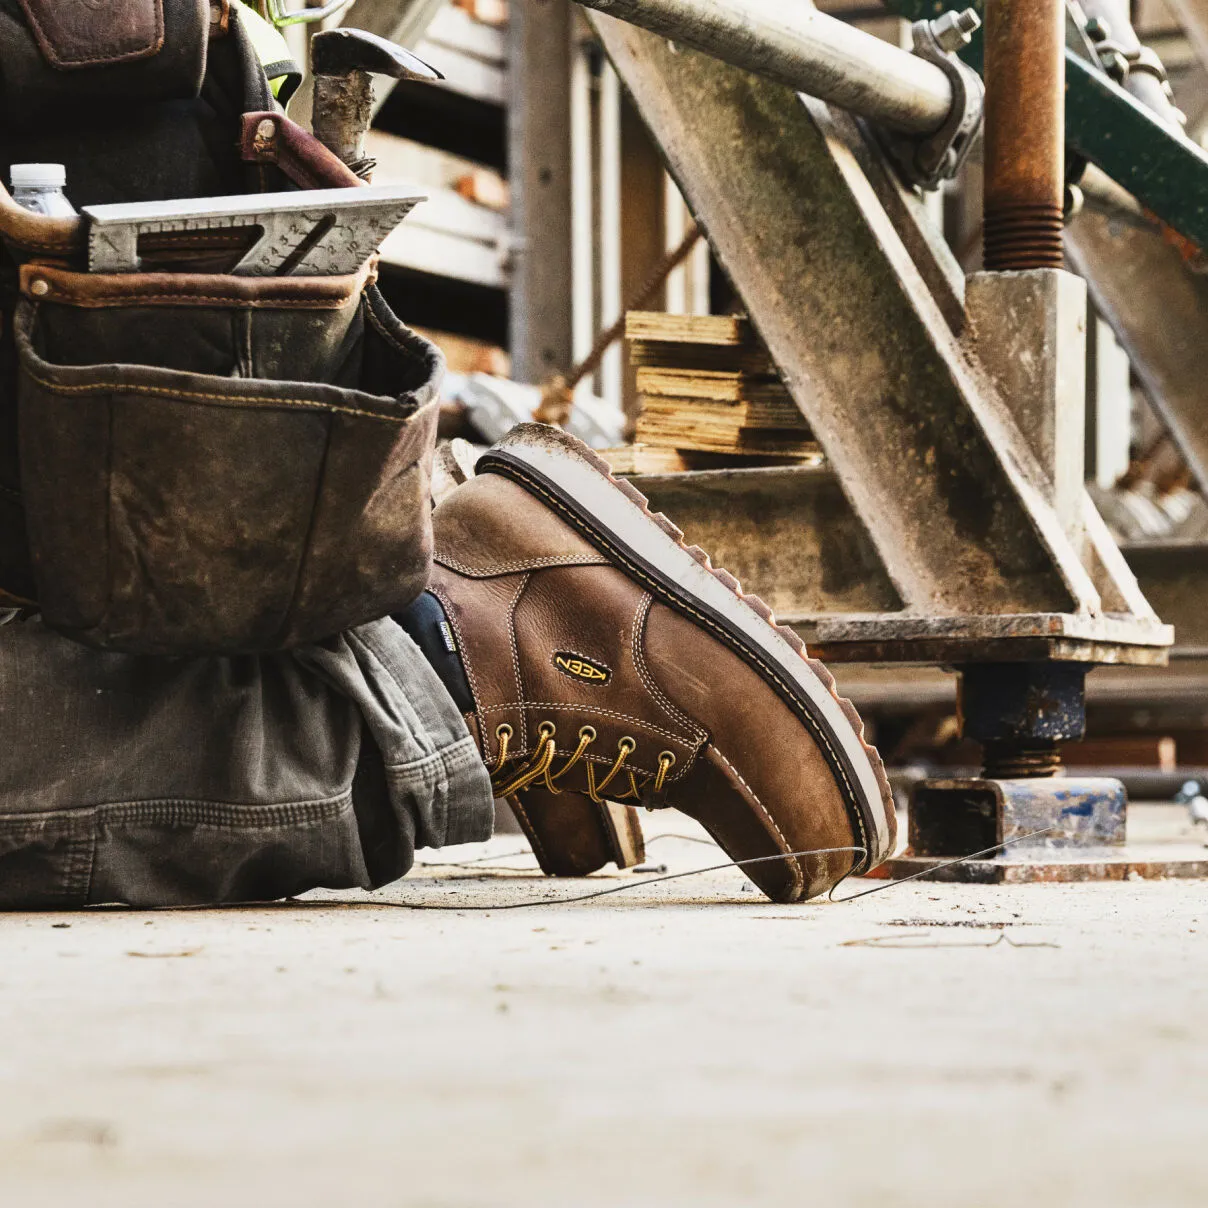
[575,0,955,135]
[983,0,1066,270]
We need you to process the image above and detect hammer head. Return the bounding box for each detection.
[311,28,444,82]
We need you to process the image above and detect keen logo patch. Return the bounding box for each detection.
[554,652,612,686]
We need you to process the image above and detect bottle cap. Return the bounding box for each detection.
[10,163,67,190]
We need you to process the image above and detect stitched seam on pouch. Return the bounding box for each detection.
[364,297,415,359]
[38,293,354,310]
[19,0,165,68]
[13,237,77,254]
[23,262,369,309]
[22,371,408,423]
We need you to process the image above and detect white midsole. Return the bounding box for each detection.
[491,430,894,865]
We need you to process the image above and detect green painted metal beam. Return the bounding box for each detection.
[884,0,1208,250]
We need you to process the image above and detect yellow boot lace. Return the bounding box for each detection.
[490,722,677,805]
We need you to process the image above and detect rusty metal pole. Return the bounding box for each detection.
[983,0,1065,270]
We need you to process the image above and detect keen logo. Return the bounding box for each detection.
[554,652,612,686]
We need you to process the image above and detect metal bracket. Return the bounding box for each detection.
[1082,16,1184,124]
[888,1,1208,251]
[884,15,985,191]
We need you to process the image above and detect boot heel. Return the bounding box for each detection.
[508,788,646,877]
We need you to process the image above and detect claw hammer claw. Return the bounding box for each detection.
[311,28,443,177]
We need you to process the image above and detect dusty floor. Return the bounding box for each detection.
[0,812,1204,1207]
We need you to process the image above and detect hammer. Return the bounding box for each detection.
[311,29,443,179]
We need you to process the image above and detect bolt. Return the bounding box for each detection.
[1085,16,1111,43]
[932,8,981,54]
[1100,48,1129,82]
[28,279,49,298]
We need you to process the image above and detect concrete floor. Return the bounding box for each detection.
[0,815,1205,1207]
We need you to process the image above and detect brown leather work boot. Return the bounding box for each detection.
[426,424,896,902]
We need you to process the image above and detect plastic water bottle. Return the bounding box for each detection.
[10,163,77,217]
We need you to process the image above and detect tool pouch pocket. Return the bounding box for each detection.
[13,263,442,654]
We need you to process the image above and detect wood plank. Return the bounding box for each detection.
[625,310,754,347]
[635,414,821,458]
[629,342,776,374]
[600,445,814,474]
[635,367,791,404]
[638,396,809,432]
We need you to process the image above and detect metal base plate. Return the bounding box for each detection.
[886,844,1208,883]
[798,612,1172,666]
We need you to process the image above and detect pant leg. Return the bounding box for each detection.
[0,616,494,908]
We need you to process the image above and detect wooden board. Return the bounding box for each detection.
[637,395,810,433]
[600,444,818,474]
[636,367,791,404]
[629,341,776,374]
[635,414,822,459]
[626,311,776,374]
[625,310,754,346]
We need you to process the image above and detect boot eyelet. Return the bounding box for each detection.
[579,725,597,743]
[618,736,637,755]
[654,750,677,794]
[538,721,557,741]
[490,724,514,777]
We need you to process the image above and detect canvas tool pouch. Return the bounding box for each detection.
[0,1,444,653]
[14,263,442,654]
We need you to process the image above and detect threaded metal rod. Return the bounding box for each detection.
[983,0,1066,270]
[981,741,1065,780]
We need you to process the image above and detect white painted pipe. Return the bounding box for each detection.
[576,0,954,133]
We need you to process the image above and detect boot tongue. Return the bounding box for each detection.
[394,592,476,715]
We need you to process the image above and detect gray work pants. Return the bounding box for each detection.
[0,617,495,908]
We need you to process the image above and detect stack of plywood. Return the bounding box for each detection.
[624,312,820,465]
